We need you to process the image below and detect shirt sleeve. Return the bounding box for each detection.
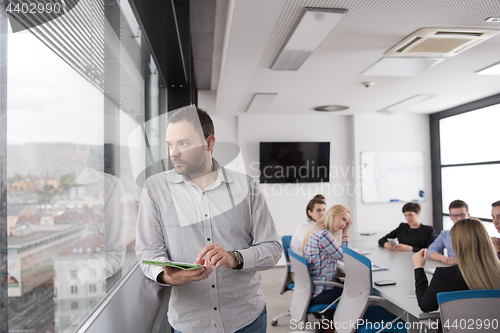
[239,178,282,271]
[318,230,344,260]
[423,226,436,249]
[414,267,442,312]
[427,232,445,257]
[135,181,171,285]
[378,224,401,247]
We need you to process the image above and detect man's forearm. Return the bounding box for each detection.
[429,252,445,262]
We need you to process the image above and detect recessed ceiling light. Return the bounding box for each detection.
[477,61,500,75]
[377,94,437,113]
[485,17,500,22]
[271,8,347,71]
[313,105,349,112]
[360,57,444,77]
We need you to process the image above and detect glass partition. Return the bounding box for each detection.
[4,0,158,331]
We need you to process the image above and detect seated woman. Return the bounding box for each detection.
[303,204,353,306]
[412,218,500,333]
[378,202,435,252]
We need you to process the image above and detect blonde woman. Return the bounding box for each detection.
[303,204,353,306]
[412,218,500,333]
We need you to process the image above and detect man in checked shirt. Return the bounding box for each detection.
[135,105,282,333]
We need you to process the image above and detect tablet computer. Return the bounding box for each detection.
[141,260,204,271]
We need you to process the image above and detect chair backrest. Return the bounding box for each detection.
[288,249,312,323]
[282,235,292,268]
[334,247,373,333]
[437,290,500,333]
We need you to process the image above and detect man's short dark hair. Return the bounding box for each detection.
[168,106,214,140]
[492,201,500,208]
[449,200,469,212]
[402,202,421,214]
[313,194,325,201]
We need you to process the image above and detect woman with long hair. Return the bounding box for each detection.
[303,204,353,305]
[412,218,500,332]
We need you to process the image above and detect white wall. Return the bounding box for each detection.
[352,113,433,234]
[212,112,432,242]
[237,114,354,238]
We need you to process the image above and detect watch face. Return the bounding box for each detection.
[234,251,243,268]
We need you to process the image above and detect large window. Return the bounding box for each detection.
[3,0,158,332]
[432,101,500,234]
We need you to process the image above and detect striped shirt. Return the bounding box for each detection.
[304,228,349,297]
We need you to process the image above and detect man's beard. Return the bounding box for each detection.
[171,146,208,176]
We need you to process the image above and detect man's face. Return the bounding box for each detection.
[449,207,469,224]
[166,120,208,176]
[307,203,326,222]
[492,206,500,233]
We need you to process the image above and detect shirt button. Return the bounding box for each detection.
[202,192,206,195]
[207,238,211,241]
[214,307,217,310]
[212,285,215,288]
[204,214,208,217]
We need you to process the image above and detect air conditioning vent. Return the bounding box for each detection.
[434,31,484,37]
[396,37,422,53]
[385,28,499,57]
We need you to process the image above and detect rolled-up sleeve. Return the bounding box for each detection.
[239,178,282,270]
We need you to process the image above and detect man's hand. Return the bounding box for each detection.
[383,242,396,250]
[393,244,413,252]
[159,259,213,286]
[412,248,428,268]
[196,244,238,269]
[442,257,457,265]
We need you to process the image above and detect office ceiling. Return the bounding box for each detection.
[196,0,500,116]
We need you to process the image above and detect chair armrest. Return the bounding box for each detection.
[318,296,341,314]
[313,281,344,288]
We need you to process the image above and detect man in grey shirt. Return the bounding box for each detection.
[135,105,282,333]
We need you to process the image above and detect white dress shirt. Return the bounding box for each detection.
[135,161,281,333]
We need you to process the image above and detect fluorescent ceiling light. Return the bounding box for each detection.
[360,57,444,77]
[377,94,437,114]
[271,8,347,71]
[246,93,277,113]
[476,61,500,75]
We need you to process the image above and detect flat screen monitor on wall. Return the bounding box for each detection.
[259,142,330,183]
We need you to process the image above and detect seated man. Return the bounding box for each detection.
[491,200,500,259]
[290,197,325,255]
[428,200,470,265]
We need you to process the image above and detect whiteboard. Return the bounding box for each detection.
[361,151,425,203]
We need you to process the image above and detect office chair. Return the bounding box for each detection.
[287,249,343,329]
[271,235,295,326]
[334,247,407,333]
[437,289,500,333]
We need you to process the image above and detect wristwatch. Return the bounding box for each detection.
[233,251,244,270]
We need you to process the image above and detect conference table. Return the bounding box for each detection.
[347,237,444,332]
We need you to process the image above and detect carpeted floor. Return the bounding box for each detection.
[260,266,319,333]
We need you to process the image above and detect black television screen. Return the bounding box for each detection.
[259,142,330,183]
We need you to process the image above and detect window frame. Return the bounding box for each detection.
[430,92,500,233]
